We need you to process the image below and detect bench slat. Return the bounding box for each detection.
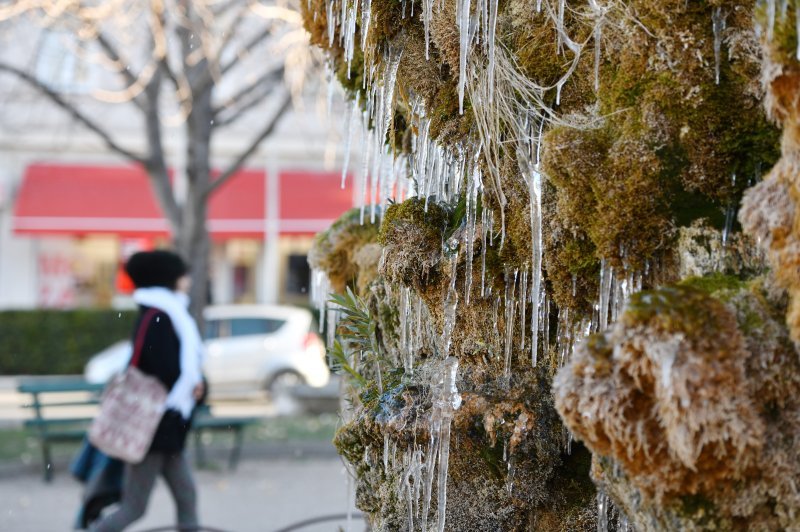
[24,418,94,427]
[194,417,260,429]
[22,400,100,408]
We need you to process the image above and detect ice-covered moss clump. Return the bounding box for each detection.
[555,279,800,529]
[303,0,799,529]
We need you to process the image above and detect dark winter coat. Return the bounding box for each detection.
[130,306,192,454]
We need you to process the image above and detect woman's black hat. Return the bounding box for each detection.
[124,250,188,289]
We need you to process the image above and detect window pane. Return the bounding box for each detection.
[286,255,311,295]
[205,319,222,340]
[229,318,284,337]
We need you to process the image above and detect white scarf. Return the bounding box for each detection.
[133,287,205,419]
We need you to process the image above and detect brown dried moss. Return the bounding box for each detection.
[555,279,800,529]
[308,208,380,294]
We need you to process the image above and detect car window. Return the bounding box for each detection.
[229,318,285,337]
[205,320,222,340]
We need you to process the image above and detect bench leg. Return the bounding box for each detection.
[229,427,244,470]
[41,440,53,483]
[194,430,207,469]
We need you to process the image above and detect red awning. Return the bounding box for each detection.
[12,164,355,239]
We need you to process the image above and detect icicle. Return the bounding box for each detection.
[310,268,331,333]
[505,456,516,495]
[399,447,421,531]
[457,0,472,114]
[796,3,800,60]
[589,0,604,92]
[341,95,359,189]
[722,204,735,249]
[414,296,423,355]
[464,163,480,305]
[344,0,360,74]
[767,0,776,41]
[326,0,336,47]
[597,259,613,330]
[339,0,347,45]
[361,0,372,50]
[619,512,630,532]
[541,290,549,358]
[712,7,726,85]
[503,269,518,385]
[326,302,339,350]
[383,432,390,472]
[400,286,413,374]
[441,252,460,358]
[722,172,737,250]
[522,139,543,367]
[435,357,461,532]
[423,0,433,59]
[480,202,489,298]
[519,268,528,352]
[369,144,380,223]
[359,106,372,224]
[597,491,609,532]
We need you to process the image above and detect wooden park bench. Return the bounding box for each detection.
[18,376,260,481]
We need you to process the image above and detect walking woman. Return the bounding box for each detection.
[91,250,205,532]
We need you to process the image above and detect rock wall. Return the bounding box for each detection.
[303,0,795,530]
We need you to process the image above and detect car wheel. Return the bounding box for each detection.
[266,371,305,415]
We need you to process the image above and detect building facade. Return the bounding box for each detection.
[0,21,362,310]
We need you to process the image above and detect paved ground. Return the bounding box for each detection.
[0,376,363,531]
[0,455,362,532]
[0,376,341,427]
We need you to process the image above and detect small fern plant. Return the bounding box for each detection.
[328,287,389,392]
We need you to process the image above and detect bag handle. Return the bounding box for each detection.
[130,308,160,368]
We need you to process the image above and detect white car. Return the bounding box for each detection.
[84,304,330,397]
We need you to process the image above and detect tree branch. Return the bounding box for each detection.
[212,65,283,122]
[213,84,273,128]
[94,32,147,112]
[219,25,272,77]
[0,61,147,164]
[141,68,182,231]
[205,90,292,197]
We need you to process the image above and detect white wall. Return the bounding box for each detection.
[0,17,363,309]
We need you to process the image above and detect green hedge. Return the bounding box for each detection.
[0,310,137,375]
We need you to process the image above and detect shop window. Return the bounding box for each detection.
[35,30,90,93]
[233,264,255,302]
[286,254,310,295]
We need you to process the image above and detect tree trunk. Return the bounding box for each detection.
[179,58,214,327]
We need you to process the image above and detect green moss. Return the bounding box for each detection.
[336,46,366,97]
[379,197,448,245]
[624,285,726,338]
[677,493,718,526]
[678,273,747,295]
[360,369,406,419]
[478,438,506,481]
[757,0,800,66]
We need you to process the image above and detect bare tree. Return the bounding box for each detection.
[0,0,314,322]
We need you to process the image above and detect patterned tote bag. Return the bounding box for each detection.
[89,308,168,463]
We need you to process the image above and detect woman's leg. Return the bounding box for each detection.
[161,452,198,529]
[89,453,163,532]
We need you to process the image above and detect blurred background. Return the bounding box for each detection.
[0,1,366,530]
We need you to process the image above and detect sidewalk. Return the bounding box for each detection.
[0,376,359,531]
[0,453,360,532]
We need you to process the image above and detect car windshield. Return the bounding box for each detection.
[205,317,285,339]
